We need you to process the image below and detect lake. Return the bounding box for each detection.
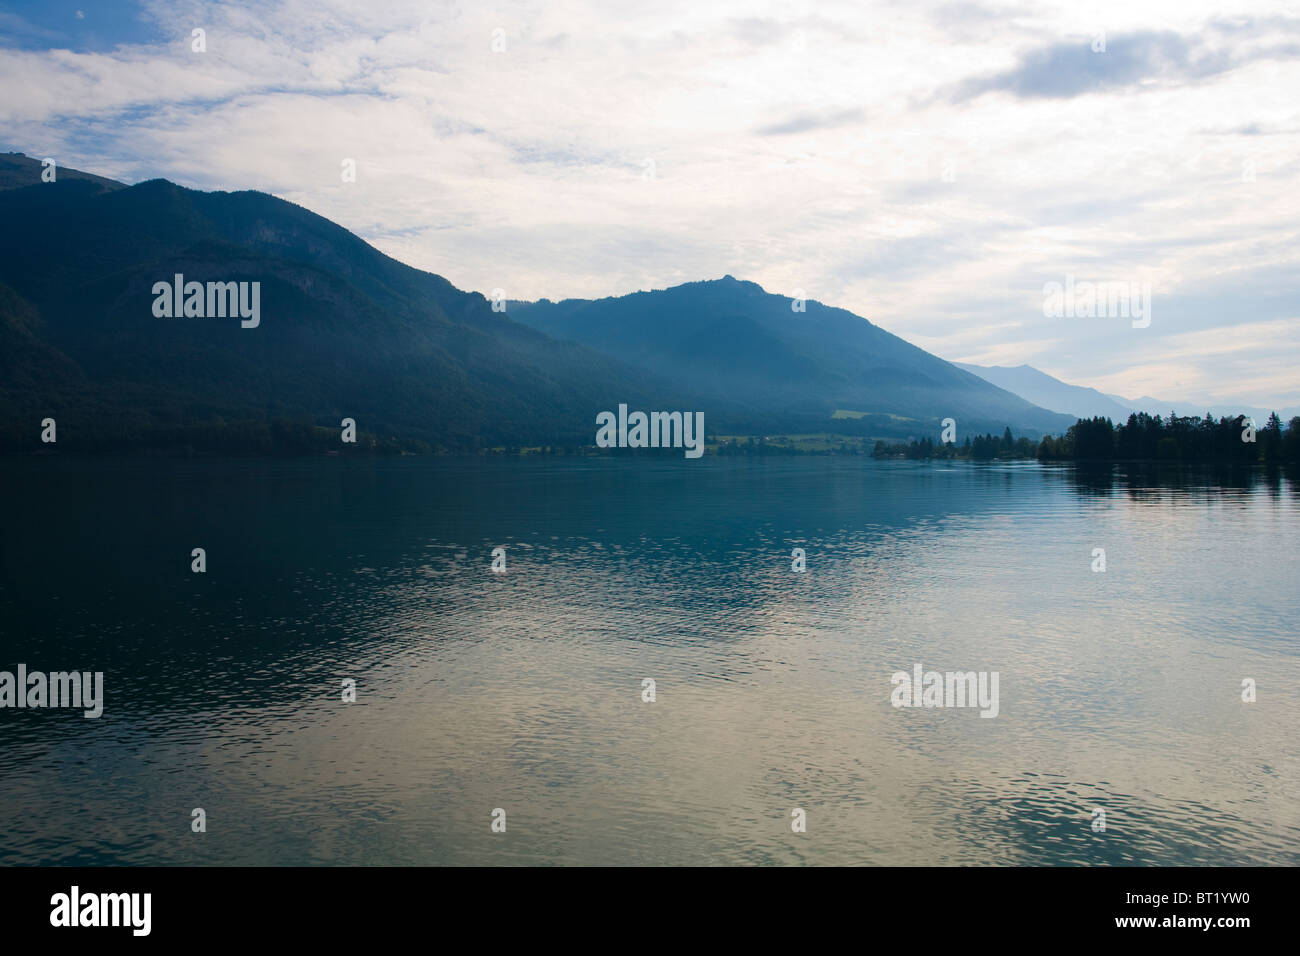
[1,456,1297,865]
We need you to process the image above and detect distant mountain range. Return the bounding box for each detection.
[0,150,1103,454]
[958,362,1299,424]
[954,364,1138,421]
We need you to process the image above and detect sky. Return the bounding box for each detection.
[1,0,1298,409]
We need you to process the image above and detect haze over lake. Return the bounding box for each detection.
[2,456,1297,866]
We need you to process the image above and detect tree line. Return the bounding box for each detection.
[873,413,1300,464]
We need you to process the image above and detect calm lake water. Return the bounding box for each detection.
[1,456,1297,866]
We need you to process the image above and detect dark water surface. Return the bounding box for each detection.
[1,456,1297,865]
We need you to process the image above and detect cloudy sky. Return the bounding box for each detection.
[2,0,1298,409]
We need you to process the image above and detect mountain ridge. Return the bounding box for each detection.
[1,152,1076,452]
[510,278,1074,437]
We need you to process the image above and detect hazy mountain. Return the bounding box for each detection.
[511,279,1074,439]
[956,363,1136,421]
[958,361,1298,426]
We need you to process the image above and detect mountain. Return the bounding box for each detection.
[0,161,687,453]
[956,363,1137,421]
[0,151,127,193]
[0,152,1072,453]
[958,362,1299,427]
[511,279,1074,439]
